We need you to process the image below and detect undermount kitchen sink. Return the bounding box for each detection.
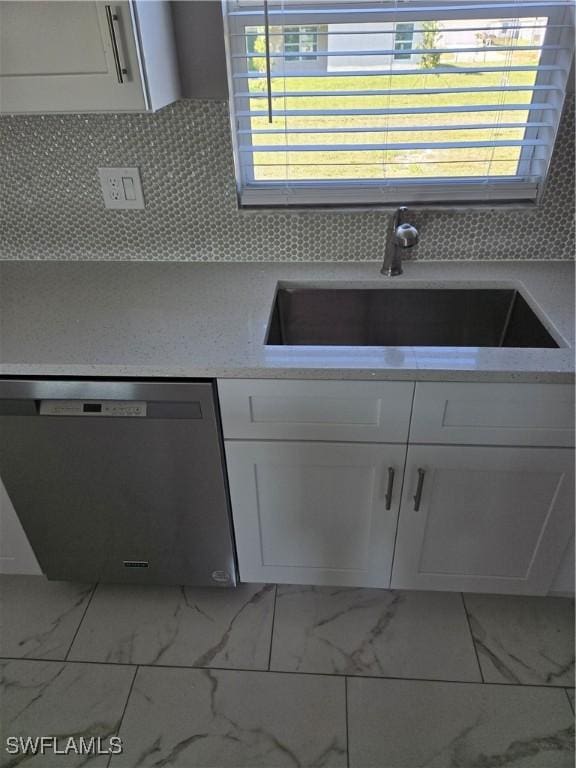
[266,287,559,348]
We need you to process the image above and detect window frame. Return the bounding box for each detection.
[393,22,416,60]
[284,25,320,60]
[223,1,574,209]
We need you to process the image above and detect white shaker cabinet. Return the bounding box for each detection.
[220,378,574,594]
[0,1,179,114]
[225,441,405,587]
[391,445,575,595]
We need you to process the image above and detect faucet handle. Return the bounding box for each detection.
[395,222,419,248]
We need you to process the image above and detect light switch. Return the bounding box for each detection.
[122,177,137,201]
[98,167,145,209]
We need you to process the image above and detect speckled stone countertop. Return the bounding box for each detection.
[0,261,574,383]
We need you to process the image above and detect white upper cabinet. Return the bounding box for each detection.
[0,1,180,113]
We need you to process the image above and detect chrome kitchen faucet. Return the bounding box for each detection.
[381,206,419,277]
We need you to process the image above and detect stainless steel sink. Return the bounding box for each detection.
[266,287,558,348]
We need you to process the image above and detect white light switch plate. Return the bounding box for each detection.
[98,167,145,209]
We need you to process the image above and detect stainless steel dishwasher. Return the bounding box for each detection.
[0,379,237,586]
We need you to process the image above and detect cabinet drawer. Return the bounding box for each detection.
[410,383,575,447]
[218,379,414,442]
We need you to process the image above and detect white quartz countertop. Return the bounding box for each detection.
[0,260,574,383]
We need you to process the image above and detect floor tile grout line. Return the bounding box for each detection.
[460,592,485,684]
[64,583,98,662]
[267,584,278,671]
[106,664,139,768]
[344,676,350,768]
[1,654,568,691]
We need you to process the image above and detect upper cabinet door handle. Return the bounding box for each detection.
[385,467,395,510]
[413,468,426,511]
[105,5,127,84]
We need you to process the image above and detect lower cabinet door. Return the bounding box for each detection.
[225,441,405,587]
[391,445,575,595]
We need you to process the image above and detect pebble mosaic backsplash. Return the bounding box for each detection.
[0,95,574,262]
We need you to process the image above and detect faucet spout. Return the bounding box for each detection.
[381,206,419,277]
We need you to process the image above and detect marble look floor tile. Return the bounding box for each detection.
[464,594,575,686]
[348,677,575,768]
[69,582,275,669]
[565,688,574,713]
[109,666,347,768]
[0,575,93,660]
[0,659,134,767]
[270,586,481,681]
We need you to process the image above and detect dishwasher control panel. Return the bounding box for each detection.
[39,400,147,417]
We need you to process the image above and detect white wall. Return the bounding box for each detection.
[327,23,422,71]
[550,536,575,595]
[0,479,41,575]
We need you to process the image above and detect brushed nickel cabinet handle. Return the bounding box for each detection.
[413,468,426,511]
[385,467,395,510]
[105,5,127,84]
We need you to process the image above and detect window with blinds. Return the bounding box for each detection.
[223,0,574,207]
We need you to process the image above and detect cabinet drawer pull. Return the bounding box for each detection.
[105,5,127,84]
[385,467,395,510]
[413,468,426,511]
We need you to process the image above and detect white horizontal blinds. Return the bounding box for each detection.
[224,1,574,206]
